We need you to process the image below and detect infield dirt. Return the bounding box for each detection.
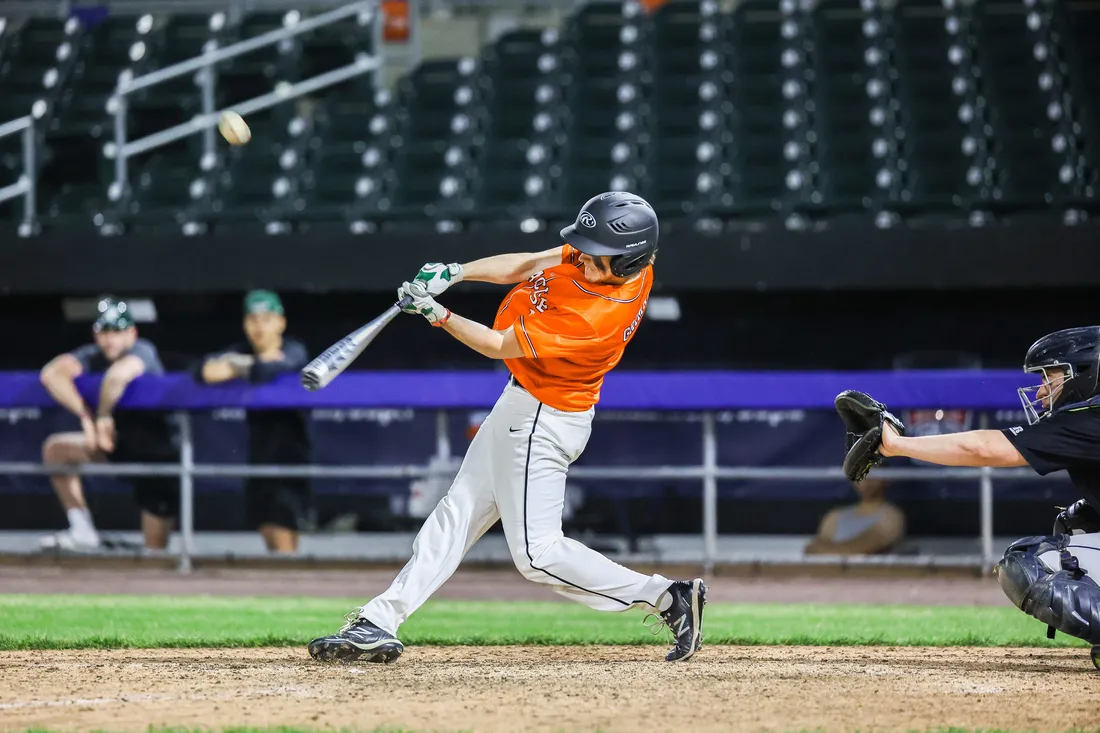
[4,566,1099,732]
[2,645,1099,732]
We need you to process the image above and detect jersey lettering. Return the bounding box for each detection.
[527,271,550,314]
[623,296,649,342]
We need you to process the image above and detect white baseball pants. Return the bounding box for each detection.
[1037,533,1100,576]
[361,380,673,635]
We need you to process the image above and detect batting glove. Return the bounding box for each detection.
[398,280,451,327]
[413,262,463,297]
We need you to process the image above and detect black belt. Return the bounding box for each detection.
[509,374,528,393]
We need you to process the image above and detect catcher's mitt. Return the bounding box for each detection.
[834,390,905,482]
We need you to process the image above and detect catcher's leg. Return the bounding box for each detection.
[995,533,1100,646]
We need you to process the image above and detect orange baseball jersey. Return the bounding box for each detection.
[492,244,652,412]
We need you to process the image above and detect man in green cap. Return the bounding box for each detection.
[196,290,312,554]
[39,296,180,552]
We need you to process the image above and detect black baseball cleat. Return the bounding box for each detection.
[646,578,708,662]
[308,615,404,664]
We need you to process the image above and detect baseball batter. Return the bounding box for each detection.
[309,192,707,664]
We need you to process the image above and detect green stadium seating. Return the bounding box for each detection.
[1,0,1095,235]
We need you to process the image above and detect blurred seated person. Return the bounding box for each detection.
[804,477,906,556]
[39,298,179,551]
[195,290,311,554]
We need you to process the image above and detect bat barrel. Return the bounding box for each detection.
[299,296,412,392]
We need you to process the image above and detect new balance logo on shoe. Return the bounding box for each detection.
[674,615,689,637]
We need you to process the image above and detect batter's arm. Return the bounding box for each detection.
[459,247,563,285]
[39,354,92,419]
[880,424,1028,467]
[440,313,525,360]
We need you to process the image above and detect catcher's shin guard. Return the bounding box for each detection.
[996,534,1100,645]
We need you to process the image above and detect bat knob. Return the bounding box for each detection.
[301,368,323,392]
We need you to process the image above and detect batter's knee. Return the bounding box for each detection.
[510,539,560,585]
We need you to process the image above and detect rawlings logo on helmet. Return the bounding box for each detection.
[579,212,597,228]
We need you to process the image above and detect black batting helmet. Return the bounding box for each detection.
[560,191,659,278]
[1018,326,1100,424]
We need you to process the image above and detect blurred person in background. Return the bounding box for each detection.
[803,476,906,556]
[39,297,179,552]
[195,290,311,554]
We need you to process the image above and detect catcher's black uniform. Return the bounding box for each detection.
[1001,398,1100,531]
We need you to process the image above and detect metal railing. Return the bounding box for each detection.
[108,0,385,193]
[0,410,1060,574]
[5,0,566,16]
[0,115,37,235]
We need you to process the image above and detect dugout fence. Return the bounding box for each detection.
[0,369,1058,573]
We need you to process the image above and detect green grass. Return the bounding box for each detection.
[0,594,1087,650]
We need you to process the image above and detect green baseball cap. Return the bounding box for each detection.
[94,298,135,332]
[243,289,284,316]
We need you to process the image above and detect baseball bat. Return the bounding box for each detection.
[300,295,412,392]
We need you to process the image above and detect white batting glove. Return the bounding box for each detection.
[413,262,463,297]
[398,280,451,327]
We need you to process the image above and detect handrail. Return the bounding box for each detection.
[114,0,375,96]
[0,116,32,139]
[0,461,1056,482]
[118,55,380,159]
[109,0,385,193]
[0,115,37,234]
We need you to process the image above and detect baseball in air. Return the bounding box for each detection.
[218,111,251,145]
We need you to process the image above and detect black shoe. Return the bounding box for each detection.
[651,578,707,662]
[308,616,404,664]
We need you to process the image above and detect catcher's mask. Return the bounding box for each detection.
[1018,326,1100,425]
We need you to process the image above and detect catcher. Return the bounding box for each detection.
[836,326,1100,668]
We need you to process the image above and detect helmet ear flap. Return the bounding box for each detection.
[608,248,654,278]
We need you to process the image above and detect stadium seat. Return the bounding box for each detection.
[971,0,1080,211]
[1052,0,1100,206]
[649,0,726,217]
[810,0,881,214]
[559,2,652,211]
[2,1,1096,232]
[717,0,790,217]
[891,0,976,213]
[476,27,566,218]
[372,57,482,224]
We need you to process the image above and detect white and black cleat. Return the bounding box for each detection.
[658,578,707,662]
[308,616,404,664]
